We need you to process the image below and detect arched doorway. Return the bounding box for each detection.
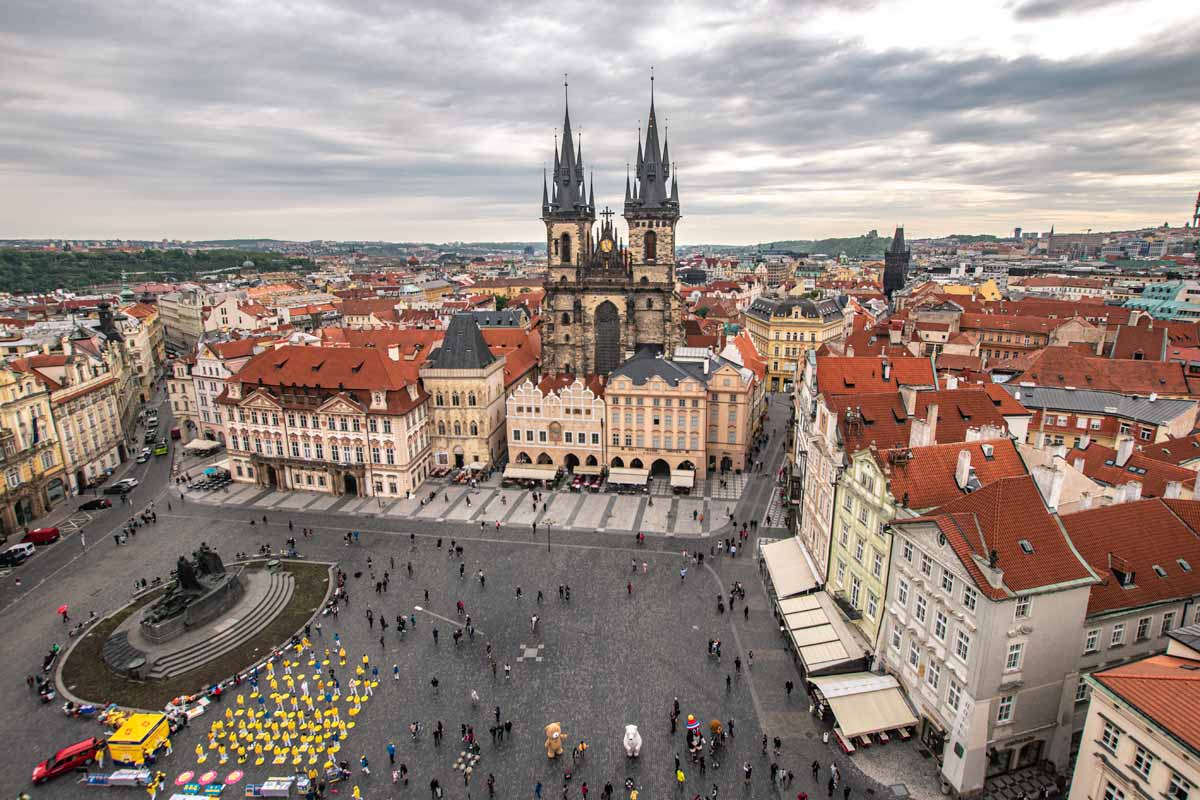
[585,455,598,466]
[266,466,278,489]
[343,474,359,496]
[217,430,227,445]
[677,460,695,472]
[14,497,32,527]
[594,301,621,375]
[75,469,87,493]
[610,457,624,468]
[650,459,671,477]
[720,456,733,472]
[564,453,580,471]
[630,458,644,469]
[536,452,553,465]
[1016,740,1043,770]
[453,446,464,468]
[516,452,532,464]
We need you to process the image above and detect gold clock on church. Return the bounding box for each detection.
[540,83,683,376]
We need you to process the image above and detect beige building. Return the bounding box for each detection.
[158,287,213,351]
[745,295,846,392]
[506,374,607,469]
[168,357,199,440]
[1068,631,1200,800]
[420,316,511,470]
[219,345,432,497]
[0,365,67,536]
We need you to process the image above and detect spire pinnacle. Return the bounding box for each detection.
[542,167,549,209]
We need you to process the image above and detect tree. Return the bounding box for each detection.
[696,306,710,318]
[494,295,509,311]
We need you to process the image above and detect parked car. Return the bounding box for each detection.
[78,498,112,511]
[136,448,152,463]
[31,737,105,784]
[0,542,34,566]
[102,478,139,495]
[153,441,169,456]
[22,527,61,545]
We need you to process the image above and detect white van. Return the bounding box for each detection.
[0,542,35,566]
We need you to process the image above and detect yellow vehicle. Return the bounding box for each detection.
[107,712,170,766]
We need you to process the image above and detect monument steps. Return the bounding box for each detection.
[101,631,141,671]
[146,570,295,680]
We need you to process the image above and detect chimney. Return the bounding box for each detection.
[945,374,959,390]
[1072,456,1085,473]
[1127,481,1143,502]
[387,344,400,361]
[882,358,891,382]
[1164,480,1183,500]
[846,344,855,358]
[955,449,972,490]
[1077,432,1090,450]
[1115,433,1135,467]
[889,327,901,344]
[406,383,419,401]
[1054,443,1068,459]
[900,385,918,416]
[925,403,939,445]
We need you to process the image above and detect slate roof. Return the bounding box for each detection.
[463,309,526,328]
[610,351,709,387]
[746,295,842,322]
[1092,655,1200,755]
[425,315,496,370]
[999,384,1196,426]
[1059,499,1200,615]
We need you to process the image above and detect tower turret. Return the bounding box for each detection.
[542,78,595,273]
[623,74,680,277]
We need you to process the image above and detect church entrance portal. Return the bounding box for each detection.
[594,301,621,375]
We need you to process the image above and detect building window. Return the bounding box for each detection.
[1103,784,1126,800]
[963,586,977,612]
[836,559,846,586]
[1075,681,1089,703]
[1005,642,1023,671]
[926,659,941,689]
[850,576,862,607]
[853,537,865,563]
[371,447,381,464]
[915,594,927,624]
[897,578,909,607]
[890,626,901,652]
[872,551,884,578]
[941,569,955,594]
[1101,721,1122,752]
[1162,612,1176,636]
[907,641,920,668]
[1168,773,1191,800]
[513,430,521,442]
[921,554,933,577]
[954,629,971,662]
[291,441,300,458]
[947,679,961,711]
[1085,628,1100,653]
[1135,617,1151,641]
[866,592,878,619]
[996,695,1014,724]
[1015,597,1032,619]
[1132,746,1154,780]
[934,611,947,641]
[902,539,913,562]
[1110,623,1126,647]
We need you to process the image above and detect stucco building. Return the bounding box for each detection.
[0,365,66,536]
[506,374,606,470]
[745,295,846,392]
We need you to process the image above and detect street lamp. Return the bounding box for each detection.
[546,520,551,553]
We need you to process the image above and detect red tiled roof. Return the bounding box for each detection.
[1111,324,1168,361]
[1142,433,1200,466]
[536,372,607,399]
[1093,655,1200,755]
[482,328,541,363]
[829,388,1016,453]
[960,312,1063,335]
[120,303,157,319]
[922,476,1096,597]
[1014,347,1193,394]
[882,439,1028,511]
[983,384,1032,416]
[731,331,766,382]
[1067,442,1196,498]
[817,356,937,395]
[937,353,982,372]
[1060,499,1200,615]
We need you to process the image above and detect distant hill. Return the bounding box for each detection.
[759,233,889,259]
[0,249,312,294]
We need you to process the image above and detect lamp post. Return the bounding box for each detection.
[546,520,551,553]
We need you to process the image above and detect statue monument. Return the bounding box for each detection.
[138,544,244,644]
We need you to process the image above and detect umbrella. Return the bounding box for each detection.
[204,467,219,476]
[57,604,68,615]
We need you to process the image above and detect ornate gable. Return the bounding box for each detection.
[316,393,366,415]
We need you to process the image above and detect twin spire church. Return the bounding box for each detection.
[540,81,683,376]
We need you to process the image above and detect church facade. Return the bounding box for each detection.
[540,85,683,376]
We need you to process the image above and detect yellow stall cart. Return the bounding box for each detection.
[107,713,170,766]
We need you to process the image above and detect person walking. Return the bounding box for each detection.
[535,782,543,800]
[431,778,442,800]
[812,761,820,782]
[827,778,835,797]
[360,754,370,775]
[844,786,852,800]
[743,763,752,786]
[387,742,396,765]
[488,773,496,798]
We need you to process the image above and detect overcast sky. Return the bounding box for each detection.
[2,0,1199,245]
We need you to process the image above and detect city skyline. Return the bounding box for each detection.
[2,0,1199,243]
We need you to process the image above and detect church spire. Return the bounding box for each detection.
[545,74,590,216]
[629,71,671,209]
[625,163,632,203]
[542,168,549,212]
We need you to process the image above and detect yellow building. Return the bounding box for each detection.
[744,295,845,392]
[0,366,67,537]
[942,278,1001,301]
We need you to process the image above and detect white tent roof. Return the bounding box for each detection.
[608,468,650,485]
[183,438,220,452]
[670,470,696,488]
[503,464,558,481]
[761,538,818,599]
[808,673,918,739]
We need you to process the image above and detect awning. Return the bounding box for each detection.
[465,461,487,471]
[781,590,866,676]
[183,438,221,452]
[760,538,818,599]
[573,465,603,476]
[503,464,559,481]
[670,470,696,489]
[809,673,918,739]
[607,467,650,485]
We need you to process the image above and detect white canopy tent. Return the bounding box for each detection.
[183,438,221,453]
[503,464,559,481]
[761,538,818,599]
[607,468,650,485]
[808,673,918,740]
[670,470,696,489]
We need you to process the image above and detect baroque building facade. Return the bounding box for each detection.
[541,84,683,375]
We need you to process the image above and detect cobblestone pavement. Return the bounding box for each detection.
[0,394,913,800]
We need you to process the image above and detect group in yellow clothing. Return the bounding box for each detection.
[191,635,376,795]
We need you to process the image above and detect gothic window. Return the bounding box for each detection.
[594,301,621,375]
[451,393,460,407]
[560,232,572,264]
[469,422,478,436]
[562,312,571,325]
[453,421,462,436]
[644,230,657,262]
[565,334,571,343]
[436,393,444,406]
[467,393,477,407]
[646,298,653,310]
[437,421,446,435]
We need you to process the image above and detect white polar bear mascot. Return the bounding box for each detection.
[623,724,643,757]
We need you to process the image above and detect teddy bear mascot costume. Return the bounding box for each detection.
[544,722,567,759]
[623,724,643,758]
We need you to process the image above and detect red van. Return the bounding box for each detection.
[32,736,105,783]
[23,527,61,545]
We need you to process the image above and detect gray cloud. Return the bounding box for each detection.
[1011,0,1128,21]
[0,0,1198,242]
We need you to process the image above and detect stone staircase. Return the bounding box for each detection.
[145,570,295,680]
[101,631,145,674]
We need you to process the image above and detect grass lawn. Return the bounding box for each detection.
[61,560,331,709]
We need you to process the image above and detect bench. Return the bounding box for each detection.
[833,727,856,754]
